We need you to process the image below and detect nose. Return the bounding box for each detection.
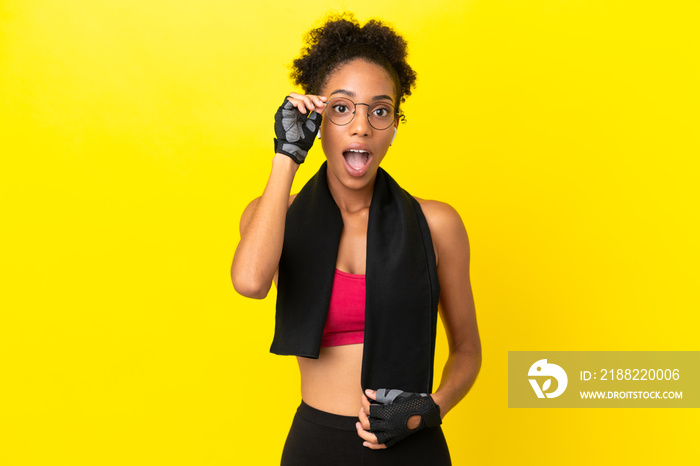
[350,104,372,136]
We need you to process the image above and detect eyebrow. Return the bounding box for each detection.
[329,89,394,103]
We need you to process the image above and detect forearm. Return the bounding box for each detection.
[432,347,482,418]
[230,154,298,298]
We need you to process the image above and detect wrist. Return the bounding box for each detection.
[272,153,301,171]
[430,392,447,419]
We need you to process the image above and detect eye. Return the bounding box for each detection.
[329,98,354,115]
[371,105,393,118]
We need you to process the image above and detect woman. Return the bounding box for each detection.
[231,14,481,465]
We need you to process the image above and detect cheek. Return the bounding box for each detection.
[319,122,337,155]
[320,119,345,142]
[376,129,394,147]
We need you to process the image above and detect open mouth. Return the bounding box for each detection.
[342,149,372,172]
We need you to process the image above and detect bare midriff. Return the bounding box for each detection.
[297,343,364,416]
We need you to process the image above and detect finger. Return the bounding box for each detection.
[356,424,387,450]
[311,95,327,110]
[355,422,385,448]
[312,102,327,113]
[287,95,309,114]
[285,96,305,113]
[358,406,371,430]
[288,93,326,113]
[364,389,377,401]
[364,442,387,450]
[295,94,314,112]
[360,393,371,413]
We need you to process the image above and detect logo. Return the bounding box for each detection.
[528,359,568,398]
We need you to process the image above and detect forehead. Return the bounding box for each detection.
[321,59,396,102]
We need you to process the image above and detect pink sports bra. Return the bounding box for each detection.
[320,268,366,347]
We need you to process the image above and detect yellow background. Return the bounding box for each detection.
[1,0,698,464]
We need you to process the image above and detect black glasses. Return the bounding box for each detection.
[324,97,397,130]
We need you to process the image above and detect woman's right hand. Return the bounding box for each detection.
[273,93,327,164]
[286,92,327,115]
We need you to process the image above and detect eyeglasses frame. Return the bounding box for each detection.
[323,97,398,131]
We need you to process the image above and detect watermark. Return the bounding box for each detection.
[528,359,568,398]
[508,351,700,408]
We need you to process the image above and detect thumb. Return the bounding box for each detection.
[364,389,377,401]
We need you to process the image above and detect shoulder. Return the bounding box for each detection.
[413,197,470,265]
[413,197,466,235]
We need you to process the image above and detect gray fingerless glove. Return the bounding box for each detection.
[273,98,322,164]
[368,389,442,448]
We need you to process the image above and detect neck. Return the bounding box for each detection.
[326,168,377,214]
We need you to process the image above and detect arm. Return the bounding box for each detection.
[356,200,481,449]
[230,93,326,299]
[230,154,299,299]
[426,201,482,417]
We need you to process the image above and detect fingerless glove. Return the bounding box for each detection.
[273,98,322,164]
[369,389,442,448]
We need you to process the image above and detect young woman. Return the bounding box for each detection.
[231,14,481,465]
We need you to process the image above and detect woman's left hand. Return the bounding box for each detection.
[356,389,428,449]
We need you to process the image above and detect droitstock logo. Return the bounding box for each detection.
[528,359,568,398]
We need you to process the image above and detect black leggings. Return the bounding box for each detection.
[281,401,451,466]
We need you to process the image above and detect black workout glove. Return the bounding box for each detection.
[368,388,442,448]
[273,97,322,164]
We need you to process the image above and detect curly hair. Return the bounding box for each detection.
[290,13,417,120]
